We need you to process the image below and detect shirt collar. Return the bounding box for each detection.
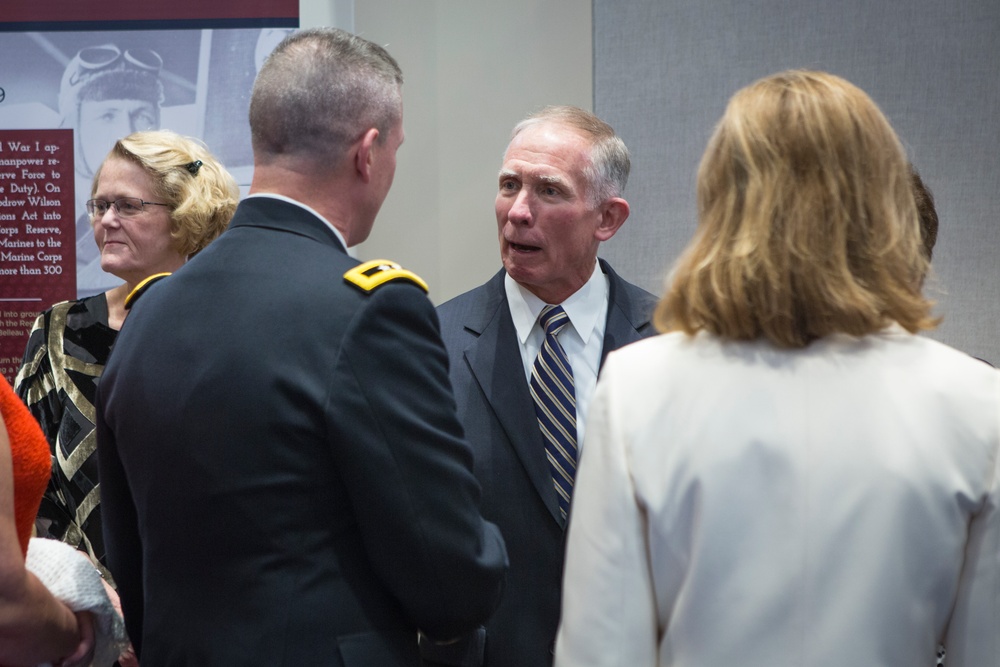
[504,261,608,344]
[245,193,349,251]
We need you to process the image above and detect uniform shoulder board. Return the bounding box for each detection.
[344,259,429,294]
[124,272,172,310]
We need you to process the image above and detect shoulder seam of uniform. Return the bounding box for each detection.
[124,272,172,310]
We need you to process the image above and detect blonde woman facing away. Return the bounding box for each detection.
[555,71,1000,667]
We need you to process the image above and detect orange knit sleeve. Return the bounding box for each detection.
[0,380,51,558]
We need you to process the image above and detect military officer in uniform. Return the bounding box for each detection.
[96,28,507,665]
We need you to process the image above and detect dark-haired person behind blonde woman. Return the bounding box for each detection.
[555,70,1000,667]
[15,130,237,608]
[0,378,94,666]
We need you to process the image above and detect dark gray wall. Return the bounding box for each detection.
[595,0,999,364]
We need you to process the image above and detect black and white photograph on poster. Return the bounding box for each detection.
[0,28,293,297]
[203,28,295,186]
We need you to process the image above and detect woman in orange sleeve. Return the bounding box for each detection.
[0,378,93,666]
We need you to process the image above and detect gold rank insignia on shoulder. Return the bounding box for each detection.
[124,272,172,310]
[344,259,429,294]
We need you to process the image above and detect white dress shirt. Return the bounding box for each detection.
[556,328,1000,667]
[504,261,609,446]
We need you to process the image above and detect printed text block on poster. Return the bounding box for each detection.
[0,129,75,384]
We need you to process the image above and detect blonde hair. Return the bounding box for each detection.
[96,130,239,256]
[656,70,937,348]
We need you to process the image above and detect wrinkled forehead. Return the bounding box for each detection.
[505,121,592,161]
[501,122,593,184]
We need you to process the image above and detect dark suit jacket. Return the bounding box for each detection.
[96,197,507,665]
[435,260,657,666]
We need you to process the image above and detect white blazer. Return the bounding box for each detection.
[556,329,1000,667]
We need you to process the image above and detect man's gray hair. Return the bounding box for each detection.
[249,28,403,164]
[510,105,630,206]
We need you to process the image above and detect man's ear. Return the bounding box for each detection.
[595,197,630,242]
[354,128,381,183]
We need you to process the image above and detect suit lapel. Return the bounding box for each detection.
[460,264,654,528]
[462,274,564,526]
[599,258,655,369]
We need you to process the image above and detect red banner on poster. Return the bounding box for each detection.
[0,129,75,384]
[2,0,297,24]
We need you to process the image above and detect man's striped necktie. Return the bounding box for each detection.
[529,305,578,521]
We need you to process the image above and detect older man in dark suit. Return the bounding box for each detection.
[96,28,506,665]
[435,106,658,667]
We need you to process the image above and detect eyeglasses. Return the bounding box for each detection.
[86,197,170,219]
[68,45,163,86]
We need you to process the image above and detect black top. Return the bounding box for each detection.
[16,293,117,582]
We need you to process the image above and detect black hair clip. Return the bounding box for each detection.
[185,160,203,175]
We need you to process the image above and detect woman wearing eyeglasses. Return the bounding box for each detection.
[15,129,237,662]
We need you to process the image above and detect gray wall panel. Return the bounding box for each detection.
[595,0,999,363]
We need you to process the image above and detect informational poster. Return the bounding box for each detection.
[0,1,297,384]
[0,129,75,381]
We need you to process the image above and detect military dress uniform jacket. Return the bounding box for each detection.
[435,261,657,667]
[96,197,508,665]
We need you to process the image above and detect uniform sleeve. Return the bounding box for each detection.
[554,355,658,667]
[328,282,508,641]
[944,378,1000,666]
[94,364,145,655]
